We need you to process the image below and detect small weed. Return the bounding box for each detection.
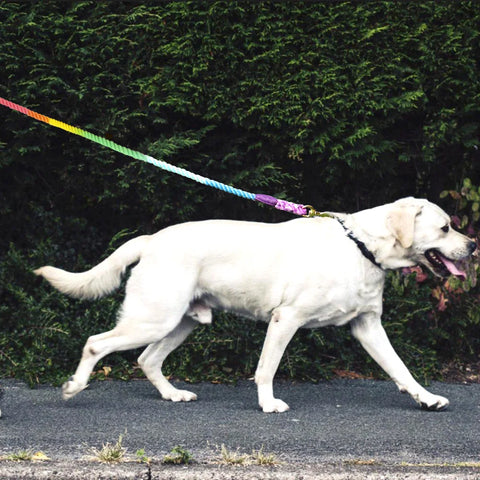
[250,446,281,466]
[219,444,248,465]
[5,449,34,461]
[135,448,151,464]
[2,450,50,462]
[88,433,127,463]
[163,445,193,465]
[218,444,281,466]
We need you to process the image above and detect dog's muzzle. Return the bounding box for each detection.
[425,241,477,279]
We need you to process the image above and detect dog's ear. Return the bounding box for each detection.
[386,206,422,249]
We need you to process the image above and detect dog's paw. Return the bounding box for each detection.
[261,398,290,413]
[62,377,88,400]
[162,389,198,403]
[418,394,449,411]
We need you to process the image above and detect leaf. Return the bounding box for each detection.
[32,451,50,461]
[361,25,390,41]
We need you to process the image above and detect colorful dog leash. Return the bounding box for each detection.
[0,97,327,218]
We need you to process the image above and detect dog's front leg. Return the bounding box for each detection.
[255,309,299,413]
[351,314,449,411]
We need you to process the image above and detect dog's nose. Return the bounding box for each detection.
[468,241,477,254]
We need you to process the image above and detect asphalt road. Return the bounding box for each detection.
[1,378,479,479]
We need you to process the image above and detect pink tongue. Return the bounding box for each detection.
[438,253,466,279]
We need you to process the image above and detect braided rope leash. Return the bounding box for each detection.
[0,97,324,217]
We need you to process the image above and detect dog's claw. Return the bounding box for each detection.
[419,396,449,411]
[421,401,449,412]
[62,379,88,400]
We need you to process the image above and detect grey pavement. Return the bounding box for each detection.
[0,378,480,479]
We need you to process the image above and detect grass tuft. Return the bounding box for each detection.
[88,433,127,463]
[5,449,34,461]
[219,444,249,465]
[250,446,281,466]
[218,444,281,466]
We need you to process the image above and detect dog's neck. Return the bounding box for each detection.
[331,214,384,270]
[334,216,384,269]
[335,208,417,271]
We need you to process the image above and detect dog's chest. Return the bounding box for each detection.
[293,266,385,328]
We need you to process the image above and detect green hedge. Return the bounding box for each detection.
[1,1,479,386]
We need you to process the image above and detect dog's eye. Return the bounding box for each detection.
[441,225,450,233]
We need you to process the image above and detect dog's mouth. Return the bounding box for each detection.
[424,249,467,280]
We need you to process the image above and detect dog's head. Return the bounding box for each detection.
[385,198,477,279]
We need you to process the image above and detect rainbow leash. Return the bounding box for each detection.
[0,97,315,216]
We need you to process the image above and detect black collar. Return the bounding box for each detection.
[335,217,383,269]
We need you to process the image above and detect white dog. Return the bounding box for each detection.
[35,197,476,412]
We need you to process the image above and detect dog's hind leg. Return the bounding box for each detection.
[62,262,199,400]
[62,309,189,400]
[62,328,155,400]
[138,316,198,402]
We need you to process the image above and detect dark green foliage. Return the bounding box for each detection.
[1,1,480,385]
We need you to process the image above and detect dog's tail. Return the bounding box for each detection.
[34,235,150,300]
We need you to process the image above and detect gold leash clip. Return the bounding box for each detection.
[303,205,334,218]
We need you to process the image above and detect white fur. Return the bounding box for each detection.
[35,198,475,412]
